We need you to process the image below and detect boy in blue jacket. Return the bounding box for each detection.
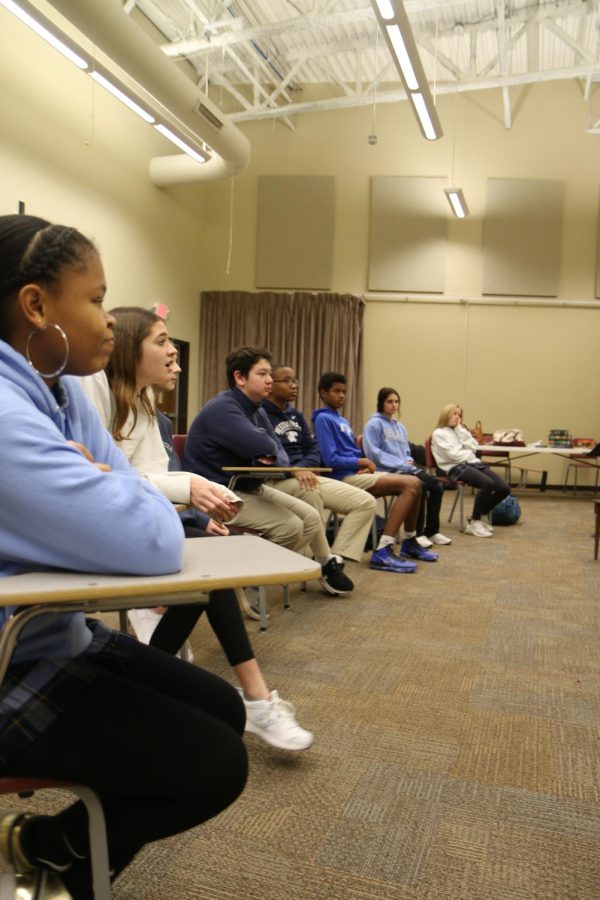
[312,372,438,572]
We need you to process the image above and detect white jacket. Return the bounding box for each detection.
[80,372,240,507]
[431,424,479,473]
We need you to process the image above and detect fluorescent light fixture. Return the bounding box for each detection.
[444,187,469,218]
[371,0,443,141]
[374,0,395,19]
[386,25,418,90]
[154,124,207,163]
[1,0,210,165]
[0,0,87,69]
[410,92,438,140]
[90,70,155,124]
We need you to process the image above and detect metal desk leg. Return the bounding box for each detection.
[257,586,268,632]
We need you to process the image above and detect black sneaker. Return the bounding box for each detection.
[319,557,354,595]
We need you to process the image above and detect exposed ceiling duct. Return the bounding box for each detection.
[45,0,251,185]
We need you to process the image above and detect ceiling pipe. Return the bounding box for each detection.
[46,0,251,185]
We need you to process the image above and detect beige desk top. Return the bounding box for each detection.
[0,537,321,610]
[222,466,332,473]
[477,445,589,455]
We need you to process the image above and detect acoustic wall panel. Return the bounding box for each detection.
[255,175,334,289]
[482,177,563,297]
[368,176,447,293]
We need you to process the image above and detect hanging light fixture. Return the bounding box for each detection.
[444,187,469,218]
[371,0,443,140]
[0,0,209,163]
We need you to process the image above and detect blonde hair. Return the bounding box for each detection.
[437,403,460,428]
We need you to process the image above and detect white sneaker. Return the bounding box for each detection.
[238,689,314,751]
[127,608,162,643]
[416,535,433,548]
[177,640,194,662]
[430,533,452,545]
[468,520,492,538]
[483,520,494,533]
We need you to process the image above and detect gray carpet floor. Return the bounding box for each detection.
[7,492,600,898]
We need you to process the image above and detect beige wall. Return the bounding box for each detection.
[0,7,206,414]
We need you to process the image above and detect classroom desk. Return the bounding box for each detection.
[222,466,332,491]
[476,445,595,491]
[476,445,591,460]
[0,536,321,681]
[0,537,318,899]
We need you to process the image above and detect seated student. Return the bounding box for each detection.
[81,309,312,751]
[262,363,377,565]
[0,214,247,899]
[362,387,452,547]
[431,404,511,538]
[312,372,438,573]
[184,346,353,595]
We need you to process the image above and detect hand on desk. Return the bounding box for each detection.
[68,441,112,473]
[293,469,320,490]
[190,475,238,521]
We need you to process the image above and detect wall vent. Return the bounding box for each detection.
[194,101,224,130]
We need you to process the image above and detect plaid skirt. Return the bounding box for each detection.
[0,619,136,767]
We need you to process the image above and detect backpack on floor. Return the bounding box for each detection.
[490,494,521,526]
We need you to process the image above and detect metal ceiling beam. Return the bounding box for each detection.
[159,0,592,59]
[161,8,373,58]
[227,63,600,122]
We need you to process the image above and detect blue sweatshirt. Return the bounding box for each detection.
[184,388,289,489]
[362,412,418,473]
[261,399,321,467]
[0,340,184,662]
[311,406,360,480]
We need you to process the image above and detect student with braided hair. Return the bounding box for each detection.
[0,214,247,899]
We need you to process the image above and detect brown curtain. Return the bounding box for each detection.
[199,291,365,431]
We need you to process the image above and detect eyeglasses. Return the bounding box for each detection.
[272,378,299,385]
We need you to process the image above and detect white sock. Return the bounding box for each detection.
[376,535,395,550]
[404,531,417,539]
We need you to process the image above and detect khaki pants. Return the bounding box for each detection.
[273,476,376,562]
[230,483,325,556]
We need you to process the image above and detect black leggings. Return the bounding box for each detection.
[449,464,510,519]
[415,471,444,537]
[150,526,254,666]
[3,641,248,899]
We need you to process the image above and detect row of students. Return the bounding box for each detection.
[185,349,439,577]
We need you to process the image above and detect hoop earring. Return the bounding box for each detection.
[25,323,70,379]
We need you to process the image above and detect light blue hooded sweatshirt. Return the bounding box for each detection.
[0,339,184,662]
[362,412,419,474]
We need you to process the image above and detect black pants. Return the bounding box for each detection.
[3,642,248,899]
[449,463,510,519]
[150,526,254,666]
[415,471,444,537]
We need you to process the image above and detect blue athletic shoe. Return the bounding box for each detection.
[369,546,417,573]
[400,538,438,562]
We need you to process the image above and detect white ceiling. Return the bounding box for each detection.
[125,0,600,131]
